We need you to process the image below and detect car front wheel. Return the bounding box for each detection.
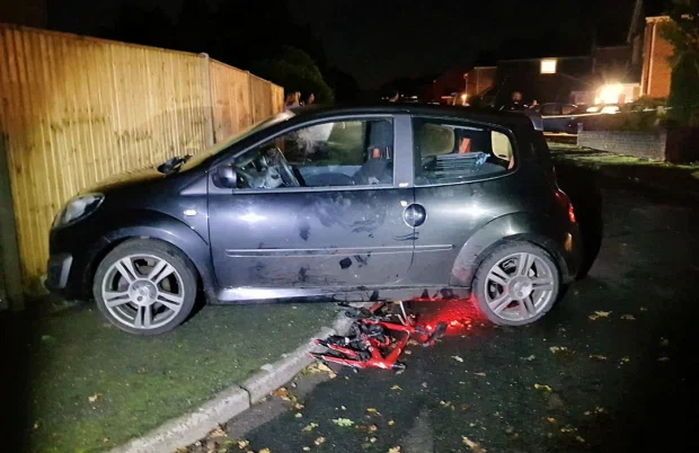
[93,239,197,335]
[473,242,560,326]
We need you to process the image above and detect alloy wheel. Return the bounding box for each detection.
[484,252,556,323]
[101,254,185,330]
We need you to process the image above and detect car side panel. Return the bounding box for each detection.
[49,208,217,300]
[408,170,553,285]
[449,211,581,287]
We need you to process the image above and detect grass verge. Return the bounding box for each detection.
[23,300,337,453]
[547,142,699,200]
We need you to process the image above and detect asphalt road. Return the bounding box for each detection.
[202,181,698,453]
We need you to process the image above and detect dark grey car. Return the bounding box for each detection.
[46,105,582,334]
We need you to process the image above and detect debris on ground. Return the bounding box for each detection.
[305,361,337,379]
[301,422,318,432]
[311,302,447,371]
[462,435,487,452]
[588,311,612,320]
[331,417,354,427]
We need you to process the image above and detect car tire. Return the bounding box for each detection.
[93,239,197,335]
[473,242,560,326]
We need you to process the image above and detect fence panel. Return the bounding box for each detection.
[0,24,283,289]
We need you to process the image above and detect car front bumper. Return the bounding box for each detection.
[46,253,73,290]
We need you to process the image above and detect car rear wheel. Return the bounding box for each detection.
[93,239,197,335]
[473,242,560,326]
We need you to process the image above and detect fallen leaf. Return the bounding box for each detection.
[369,436,378,443]
[421,382,428,388]
[293,402,305,410]
[462,435,487,453]
[272,387,291,401]
[258,449,271,453]
[236,440,250,449]
[560,425,577,433]
[588,310,612,320]
[301,422,318,432]
[314,437,326,446]
[390,385,402,391]
[387,420,395,426]
[575,435,586,443]
[306,361,337,379]
[545,416,557,423]
[658,356,670,362]
[294,413,303,418]
[619,356,631,365]
[208,425,227,438]
[404,349,412,355]
[332,417,355,427]
[589,354,608,360]
[302,448,310,452]
[620,314,636,321]
[366,408,379,414]
[534,383,553,392]
[474,372,486,377]
[387,447,401,453]
[521,354,536,361]
[451,355,465,363]
[88,393,103,403]
[549,346,569,354]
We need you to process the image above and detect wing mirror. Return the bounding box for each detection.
[215,164,237,188]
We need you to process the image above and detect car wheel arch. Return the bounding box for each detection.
[84,211,217,301]
[449,212,572,287]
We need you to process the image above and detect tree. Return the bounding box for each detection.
[662,0,699,125]
[251,46,334,104]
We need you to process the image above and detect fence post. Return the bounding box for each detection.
[247,71,255,124]
[200,53,216,147]
[0,134,24,311]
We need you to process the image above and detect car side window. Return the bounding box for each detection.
[412,118,515,186]
[230,119,394,190]
[561,104,577,115]
[541,104,560,116]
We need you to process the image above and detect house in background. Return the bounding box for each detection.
[640,16,674,98]
[429,0,674,107]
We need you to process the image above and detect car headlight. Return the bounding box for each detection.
[52,193,104,228]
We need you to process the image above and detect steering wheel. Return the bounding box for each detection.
[270,146,301,187]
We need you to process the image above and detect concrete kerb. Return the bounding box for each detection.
[110,311,354,453]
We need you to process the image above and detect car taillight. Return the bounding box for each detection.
[555,189,577,223]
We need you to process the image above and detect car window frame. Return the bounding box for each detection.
[409,115,520,188]
[208,114,411,195]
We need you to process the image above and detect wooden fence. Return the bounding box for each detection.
[0,24,284,289]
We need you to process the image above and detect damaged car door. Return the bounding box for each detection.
[208,116,415,299]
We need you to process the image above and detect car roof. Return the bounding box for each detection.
[290,104,536,130]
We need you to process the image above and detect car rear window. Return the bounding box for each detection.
[412,118,515,185]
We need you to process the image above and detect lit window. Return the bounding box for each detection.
[540,59,557,74]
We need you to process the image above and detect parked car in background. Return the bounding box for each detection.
[534,103,622,134]
[533,102,579,133]
[47,105,582,334]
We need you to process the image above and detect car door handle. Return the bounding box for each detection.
[403,204,426,227]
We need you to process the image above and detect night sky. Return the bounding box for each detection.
[45,0,666,89]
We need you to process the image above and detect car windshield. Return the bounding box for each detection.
[166,111,295,174]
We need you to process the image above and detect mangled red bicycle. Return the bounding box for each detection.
[311,302,448,371]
